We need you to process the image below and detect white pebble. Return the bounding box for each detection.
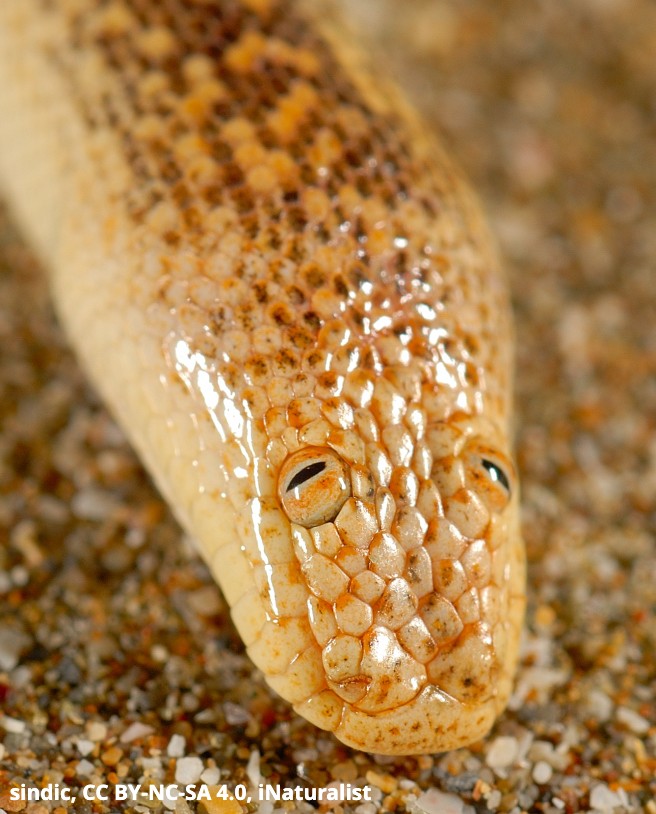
[161,788,178,811]
[181,692,199,712]
[584,690,613,722]
[486,735,519,769]
[1,716,26,734]
[120,722,154,743]
[76,759,95,777]
[187,586,222,616]
[532,760,553,784]
[76,738,95,756]
[86,721,107,741]
[200,766,220,785]
[71,488,118,520]
[10,566,29,587]
[223,701,250,725]
[589,783,627,811]
[292,747,319,763]
[369,786,383,805]
[246,749,261,787]
[10,666,32,690]
[151,644,169,662]
[142,756,164,773]
[194,708,216,724]
[616,706,650,735]
[175,756,204,785]
[487,790,502,809]
[167,733,187,758]
[414,788,464,814]
[0,628,31,671]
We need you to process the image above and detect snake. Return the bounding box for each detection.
[0,0,525,755]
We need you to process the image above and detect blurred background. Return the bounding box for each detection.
[1,1,654,811]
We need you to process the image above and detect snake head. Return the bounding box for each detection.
[167,255,524,755]
[251,344,524,752]
[166,274,525,756]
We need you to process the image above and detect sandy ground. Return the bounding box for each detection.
[1,1,655,812]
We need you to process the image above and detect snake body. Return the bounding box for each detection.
[0,0,525,754]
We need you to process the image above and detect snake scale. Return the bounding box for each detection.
[0,0,525,754]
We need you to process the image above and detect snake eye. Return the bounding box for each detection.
[481,459,511,494]
[278,447,351,528]
[465,444,515,513]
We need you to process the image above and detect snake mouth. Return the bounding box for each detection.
[293,585,525,756]
[295,683,498,756]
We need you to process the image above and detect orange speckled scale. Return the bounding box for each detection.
[0,0,525,753]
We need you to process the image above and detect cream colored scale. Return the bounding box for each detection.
[0,0,525,754]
